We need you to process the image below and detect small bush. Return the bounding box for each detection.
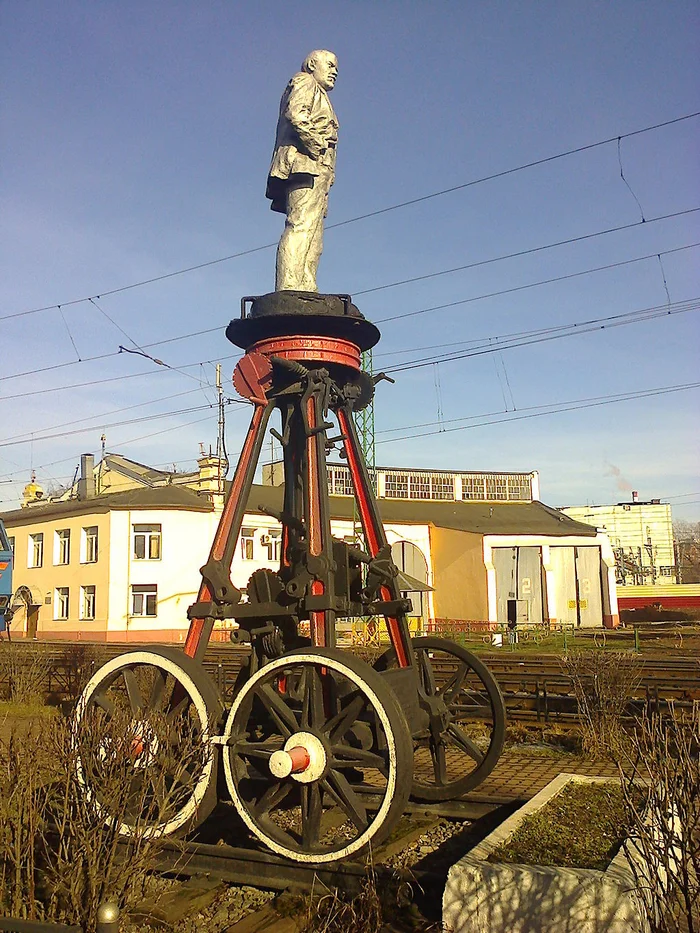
[561,649,641,759]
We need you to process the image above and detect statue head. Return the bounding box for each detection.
[301,50,338,91]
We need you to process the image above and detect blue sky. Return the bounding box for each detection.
[1,1,698,517]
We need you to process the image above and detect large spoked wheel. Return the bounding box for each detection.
[222,647,413,863]
[375,637,506,801]
[75,646,222,837]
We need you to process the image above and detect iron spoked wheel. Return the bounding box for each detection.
[75,646,222,837]
[222,647,413,863]
[376,637,506,801]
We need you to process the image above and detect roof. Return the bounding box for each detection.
[2,481,596,538]
[244,484,597,537]
[1,485,214,526]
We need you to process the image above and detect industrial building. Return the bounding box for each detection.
[1,453,618,641]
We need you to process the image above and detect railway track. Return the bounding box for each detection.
[151,794,511,893]
[1,639,697,723]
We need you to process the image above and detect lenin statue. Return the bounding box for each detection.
[266,50,339,292]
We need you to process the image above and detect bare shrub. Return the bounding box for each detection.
[301,868,384,933]
[561,649,641,759]
[0,703,210,932]
[0,643,51,706]
[0,722,48,918]
[619,703,700,933]
[60,643,99,702]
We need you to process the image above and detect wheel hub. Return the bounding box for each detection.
[269,731,327,783]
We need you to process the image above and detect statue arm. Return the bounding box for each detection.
[284,75,328,160]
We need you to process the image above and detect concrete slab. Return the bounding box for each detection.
[442,772,649,933]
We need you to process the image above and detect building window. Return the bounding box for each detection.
[131,584,157,617]
[430,474,455,500]
[241,527,255,560]
[82,526,98,564]
[485,476,509,500]
[262,531,281,562]
[384,472,409,498]
[327,466,354,497]
[55,587,69,620]
[133,524,161,561]
[55,529,71,565]
[7,536,15,557]
[29,533,44,568]
[81,585,96,620]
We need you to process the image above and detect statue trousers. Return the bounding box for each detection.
[275,168,333,292]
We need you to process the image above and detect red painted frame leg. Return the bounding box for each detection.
[336,406,413,668]
[184,401,273,661]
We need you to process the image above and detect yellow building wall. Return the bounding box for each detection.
[5,512,111,637]
[430,527,488,622]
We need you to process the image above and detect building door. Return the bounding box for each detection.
[550,547,578,626]
[575,547,603,627]
[493,547,544,625]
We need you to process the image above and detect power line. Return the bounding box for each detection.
[374,242,700,327]
[376,381,700,444]
[382,298,700,374]
[0,387,205,446]
[354,208,700,297]
[3,111,698,322]
[0,401,240,450]
[3,207,697,387]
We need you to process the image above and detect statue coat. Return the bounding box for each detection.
[266,72,339,214]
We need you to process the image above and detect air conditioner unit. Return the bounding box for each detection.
[260,534,271,545]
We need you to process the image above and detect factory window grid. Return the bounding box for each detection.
[461,475,487,500]
[241,527,255,560]
[327,466,354,497]
[409,474,432,499]
[430,474,456,499]
[131,584,157,617]
[133,524,161,561]
[29,533,44,568]
[658,566,676,577]
[384,471,409,498]
[485,475,509,501]
[55,529,71,565]
[81,585,96,620]
[82,526,98,564]
[507,476,532,500]
[55,587,69,620]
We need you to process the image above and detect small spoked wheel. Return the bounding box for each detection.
[222,647,413,863]
[376,637,506,801]
[75,646,222,837]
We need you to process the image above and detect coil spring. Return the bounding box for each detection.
[261,626,285,658]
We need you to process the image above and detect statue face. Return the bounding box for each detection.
[309,52,338,91]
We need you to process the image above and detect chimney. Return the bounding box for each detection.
[197,453,224,495]
[632,490,639,504]
[78,453,95,499]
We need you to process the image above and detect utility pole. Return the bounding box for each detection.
[215,363,226,494]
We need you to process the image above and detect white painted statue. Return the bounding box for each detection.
[266,50,339,292]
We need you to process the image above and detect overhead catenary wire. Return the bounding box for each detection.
[374,241,700,326]
[354,207,700,297]
[3,110,698,322]
[0,400,240,450]
[375,381,700,445]
[381,297,700,375]
[2,209,697,387]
